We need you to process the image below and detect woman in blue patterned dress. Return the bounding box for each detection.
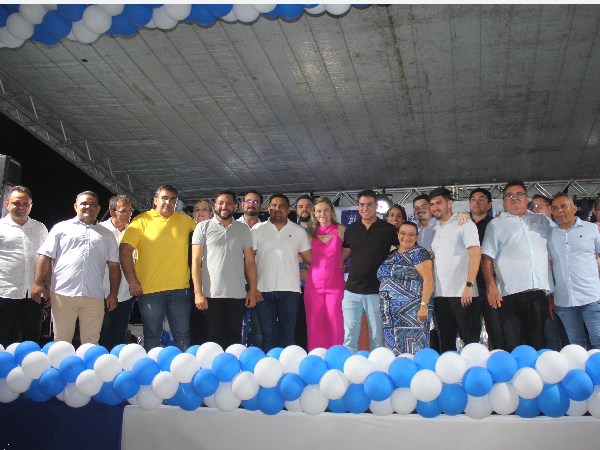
[377,222,434,355]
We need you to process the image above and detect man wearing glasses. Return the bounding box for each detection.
[481,180,554,351]
[237,189,263,229]
[99,195,135,350]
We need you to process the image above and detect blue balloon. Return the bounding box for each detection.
[324,345,352,371]
[110,344,127,357]
[185,345,200,356]
[157,346,182,371]
[0,352,18,378]
[413,348,439,371]
[354,4,370,7]
[355,350,370,358]
[161,331,170,346]
[511,345,538,369]
[192,368,220,397]
[343,384,370,414]
[585,352,600,385]
[147,5,164,9]
[39,368,67,397]
[438,384,468,416]
[277,373,305,401]
[257,386,285,415]
[101,381,124,406]
[14,341,41,365]
[486,351,517,382]
[30,24,60,46]
[266,347,283,360]
[133,358,160,385]
[176,382,203,411]
[364,371,394,401]
[190,4,217,25]
[111,13,139,37]
[93,389,104,404]
[239,347,266,372]
[57,4,87,22]
[242,395,259,411]
[59,356,86,383]
[463,367,493,397]
[212,353,240,382]
[165,394,178,406]
[328,398,348,413]
[42,10,72,40]
[561,369,594,401]
[416,399,441,418]
[41,341,56,355]
[388,357,418,388]
[0,7,8,28]
[204,4,233,18]
[6,5,20,13]
[165,341,175,348]
[262,6,279,18]
[538,383,570,418]
[84,346,108,369]
[123,4,153,27]
[113,371,140,400]
[278,4,304,20]
[27,379,52,403]
[299,355,327,385]
[515,396,540,418]
[302,4,319,8]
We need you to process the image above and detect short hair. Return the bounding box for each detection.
[108,194,131,211]
[243,189,263,205]
[551,193,574,203]
[270,193,290,206]
[469,188,492,203]
[399,221,419,234]
[296,194,314,204]
[5,185,32,202]
[155,185,178,198]
[428,187,453,202]
[215,189,237,204]
[76,191,99,203]
[503,180,527,193]
[387,204,407,222]
[357,189,377,201]
[531,194,551,206]
[413,194,429,204]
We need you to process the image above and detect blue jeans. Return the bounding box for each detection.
[99,297,135,351]
[254,291,299,353]
[138,289,191,352]
[342,290,383,354]
[556,302,600,349]
[543,315,569,351]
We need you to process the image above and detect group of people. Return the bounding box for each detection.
[1,182,599,360]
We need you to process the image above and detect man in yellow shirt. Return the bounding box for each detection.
[120,185,196,351]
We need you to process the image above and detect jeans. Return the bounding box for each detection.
[99,297,135,351]
[254,291,300,353]
[543,314,569,351]
[138,289,191,352]
[342,290,383,354]
[0,297,44,347]
[556,302,600,350]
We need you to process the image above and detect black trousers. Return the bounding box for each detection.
[0,297,44,347]
[190,302,208,346]
[434,297,481,353]
[476,289,505,350]
[498,290,548,352]
[295,286,308,352]
[205,298,247,350]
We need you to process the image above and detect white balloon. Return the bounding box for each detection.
[20,4,48,25]
[98,4,124,17]
[308,348,327,359]
[75,369,103,397]
[410,369,442,402]
[63,382,91,408]
[370,398,394,416]
[398,353,414,360]
[390,387,417,414]
[435,351,467,384]
[343,355,375,384]
[252,5,276,14]
[319,369,349,400]
[71,20,99,44]
[6,13,34,40]
[231,371,259,401]
[285,398,303,412]
[5,343,19,355]
[203,394,217,408]
[82,5,112,35]
[0,378,20,403]
[127,395,138,405]
[0,344,4,352]
[589,349,600,356]
[232,4,260,23]
[55,389,64,401]
[147,347,163,362]
[0,27,24,49]
[21,351,51,380]
[535,351,569,384]
[324,4,351,15]
[76,343,96,359]
[151,371,179,400]
[119,344,147,372]
[368,347,396,373]
[226,344,247,358]
[136,385,163,410]
[220,10,238,22]
[279,346,307,375]
[254,357,283,388]
[560,345,589,371]
[511,367,544,399]
[6,367,32,393]
[144,18,157,29]
[461,343,490,369]
[163,4,192,21]
[48,341,76,369]
[170,353,200,383]
[305,5,326,15]
[465,394,492,419]
[586,385,600,419]
[567,399,588,416]
[214,381,241,411]
[299,384,328,415]
[152,7,178,30]
[488,382,519,415]
[93,354,122,382]
[196,342,223,369]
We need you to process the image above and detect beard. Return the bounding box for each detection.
[217,209,234,220]
[299,211,311,222]
[244,209,259,217]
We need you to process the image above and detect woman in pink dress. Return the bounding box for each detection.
[304,197,351,351]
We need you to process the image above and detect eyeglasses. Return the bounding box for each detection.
[115,209,133,214]
[245,200,260,205]
[504,192,527,199]
[399,232,417,238]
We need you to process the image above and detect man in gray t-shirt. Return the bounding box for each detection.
[191,189,261,349]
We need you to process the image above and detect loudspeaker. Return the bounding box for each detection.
[1,154,22,217]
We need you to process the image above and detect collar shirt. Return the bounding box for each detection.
[192,216,253,299]
[417,217,438,252]
[431,213,481,298]
[237,215,261,229]
[38,217,120,299]
[252,220,311,293]
[0,215,48,299]
[481,210,553,297]
[548,217,600,307]
[100,219,131,302]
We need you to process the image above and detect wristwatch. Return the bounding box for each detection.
[420,301,428,306]
[466,282,473,288]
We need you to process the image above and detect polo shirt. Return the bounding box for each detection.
[548,217,600,307]
[100,219,132,302]
[474,214,492,290]
[431,213,481,298]
[252,220,311,293]
[38,217,119,299]
[121,209,196,294]
[343,218,399,295]
[192,216,253,299]
[417,217,437,252]
[0,215,48,299]
[237,215,262,228]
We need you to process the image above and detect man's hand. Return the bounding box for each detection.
[461,286,473,307]
[129,279,144,297]
[457,212,473,225]
[246,288,263,308]
[487,285,503,309]
[106,294,118,312]
[548,295,557,321]
[340,260,348,272]
[31,282,50,305]
[300,269,308,283]
[195,292,208,310]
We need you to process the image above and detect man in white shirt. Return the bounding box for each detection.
[430,187,482,353]
[0,186,48,347]
[32,191,121,345]
[237,189,263,229]
[414,194,438,252]
[252,194,312,352]
[99,195,135,350]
